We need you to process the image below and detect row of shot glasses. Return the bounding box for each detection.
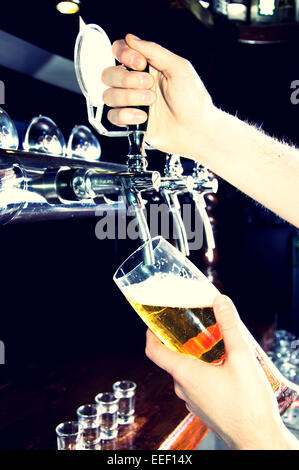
[56,380,137,450]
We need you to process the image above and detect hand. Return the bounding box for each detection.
[145,295,298,450]
[101,34,216,160]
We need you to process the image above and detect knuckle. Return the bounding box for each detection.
[219,308,238,331]
[118,107,128,121]
[122,73,132,88]
[127,89,138,105]
[184,58,192,67]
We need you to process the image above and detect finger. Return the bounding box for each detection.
[107,107,147,126]
[102,65,154,89]
[103,87,155,108]
[125,34,186,75]
[213,295,248,355]
[112,39,147,71]
[145,329,185,376]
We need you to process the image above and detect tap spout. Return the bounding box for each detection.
[160,188,189,257]
[191,191,215,254]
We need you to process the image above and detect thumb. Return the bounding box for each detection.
[213,295,248,355]
[145,329,194,376]
[125,33,184,75]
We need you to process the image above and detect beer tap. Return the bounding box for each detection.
[191,162,218,260]
[54,138,160,264]
[72,19,163,263]
[159,154,191,256]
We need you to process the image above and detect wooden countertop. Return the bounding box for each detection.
[0,349,208,450]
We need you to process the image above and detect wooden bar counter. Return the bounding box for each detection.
[0,222,210,451]
[0,349,208,450]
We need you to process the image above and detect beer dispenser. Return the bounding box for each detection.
[0,18,218,264]
[0,19,297,418]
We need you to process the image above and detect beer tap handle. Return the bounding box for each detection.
[164,154,184,178]
[192,191,215,252]
[125,187,155,265]
[127,65,150,165]
[161,189,189,257]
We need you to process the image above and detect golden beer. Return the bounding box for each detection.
[123,275,225,364]
[115,237,298,414]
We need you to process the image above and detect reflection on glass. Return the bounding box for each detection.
[23,116,66,156]
[67,125,101,160]
[0,107,19,150]
[114,236,298,415]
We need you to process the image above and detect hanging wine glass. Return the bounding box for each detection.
[23,116,66,156]
[67,125,101,161]
[0,107,19,150]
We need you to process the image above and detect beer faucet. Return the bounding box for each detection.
[159,155,218,260]
[191,162,218,259]
[56,132,160,264]
[72,19,164,263]
[159,154,192,256]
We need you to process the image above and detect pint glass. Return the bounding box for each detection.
[114,236,225,364]
[114,236,298,414]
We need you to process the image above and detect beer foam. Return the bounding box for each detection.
[122,274,219,308]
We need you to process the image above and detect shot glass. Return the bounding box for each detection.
[113,380,137,425]
[95,392,119,440]
[76,404,101,449]
[55,421,83,450]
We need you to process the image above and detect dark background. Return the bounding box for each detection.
[0,0,298,436]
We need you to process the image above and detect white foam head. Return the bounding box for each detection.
[122,274,219,308]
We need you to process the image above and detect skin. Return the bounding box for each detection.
[102,34,299,227]
[102,34,299,449]
[146,295,299,450]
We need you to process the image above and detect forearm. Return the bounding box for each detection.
[198,108,299,227]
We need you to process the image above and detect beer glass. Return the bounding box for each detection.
[113,236,225,364]
[114,236,299,414]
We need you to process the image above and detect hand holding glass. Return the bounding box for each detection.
[113,236,298,414]
[114,236,225,364]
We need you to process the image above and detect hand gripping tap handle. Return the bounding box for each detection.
[127,65,150,159]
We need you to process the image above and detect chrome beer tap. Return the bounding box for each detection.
[159,154,193,257]
[72,19,163,263]
[191,162,218,258]
[53,127,160,264]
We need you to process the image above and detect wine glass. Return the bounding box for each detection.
[0,107,19,150]
[23,115,66,156]
[67,125,101,160]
